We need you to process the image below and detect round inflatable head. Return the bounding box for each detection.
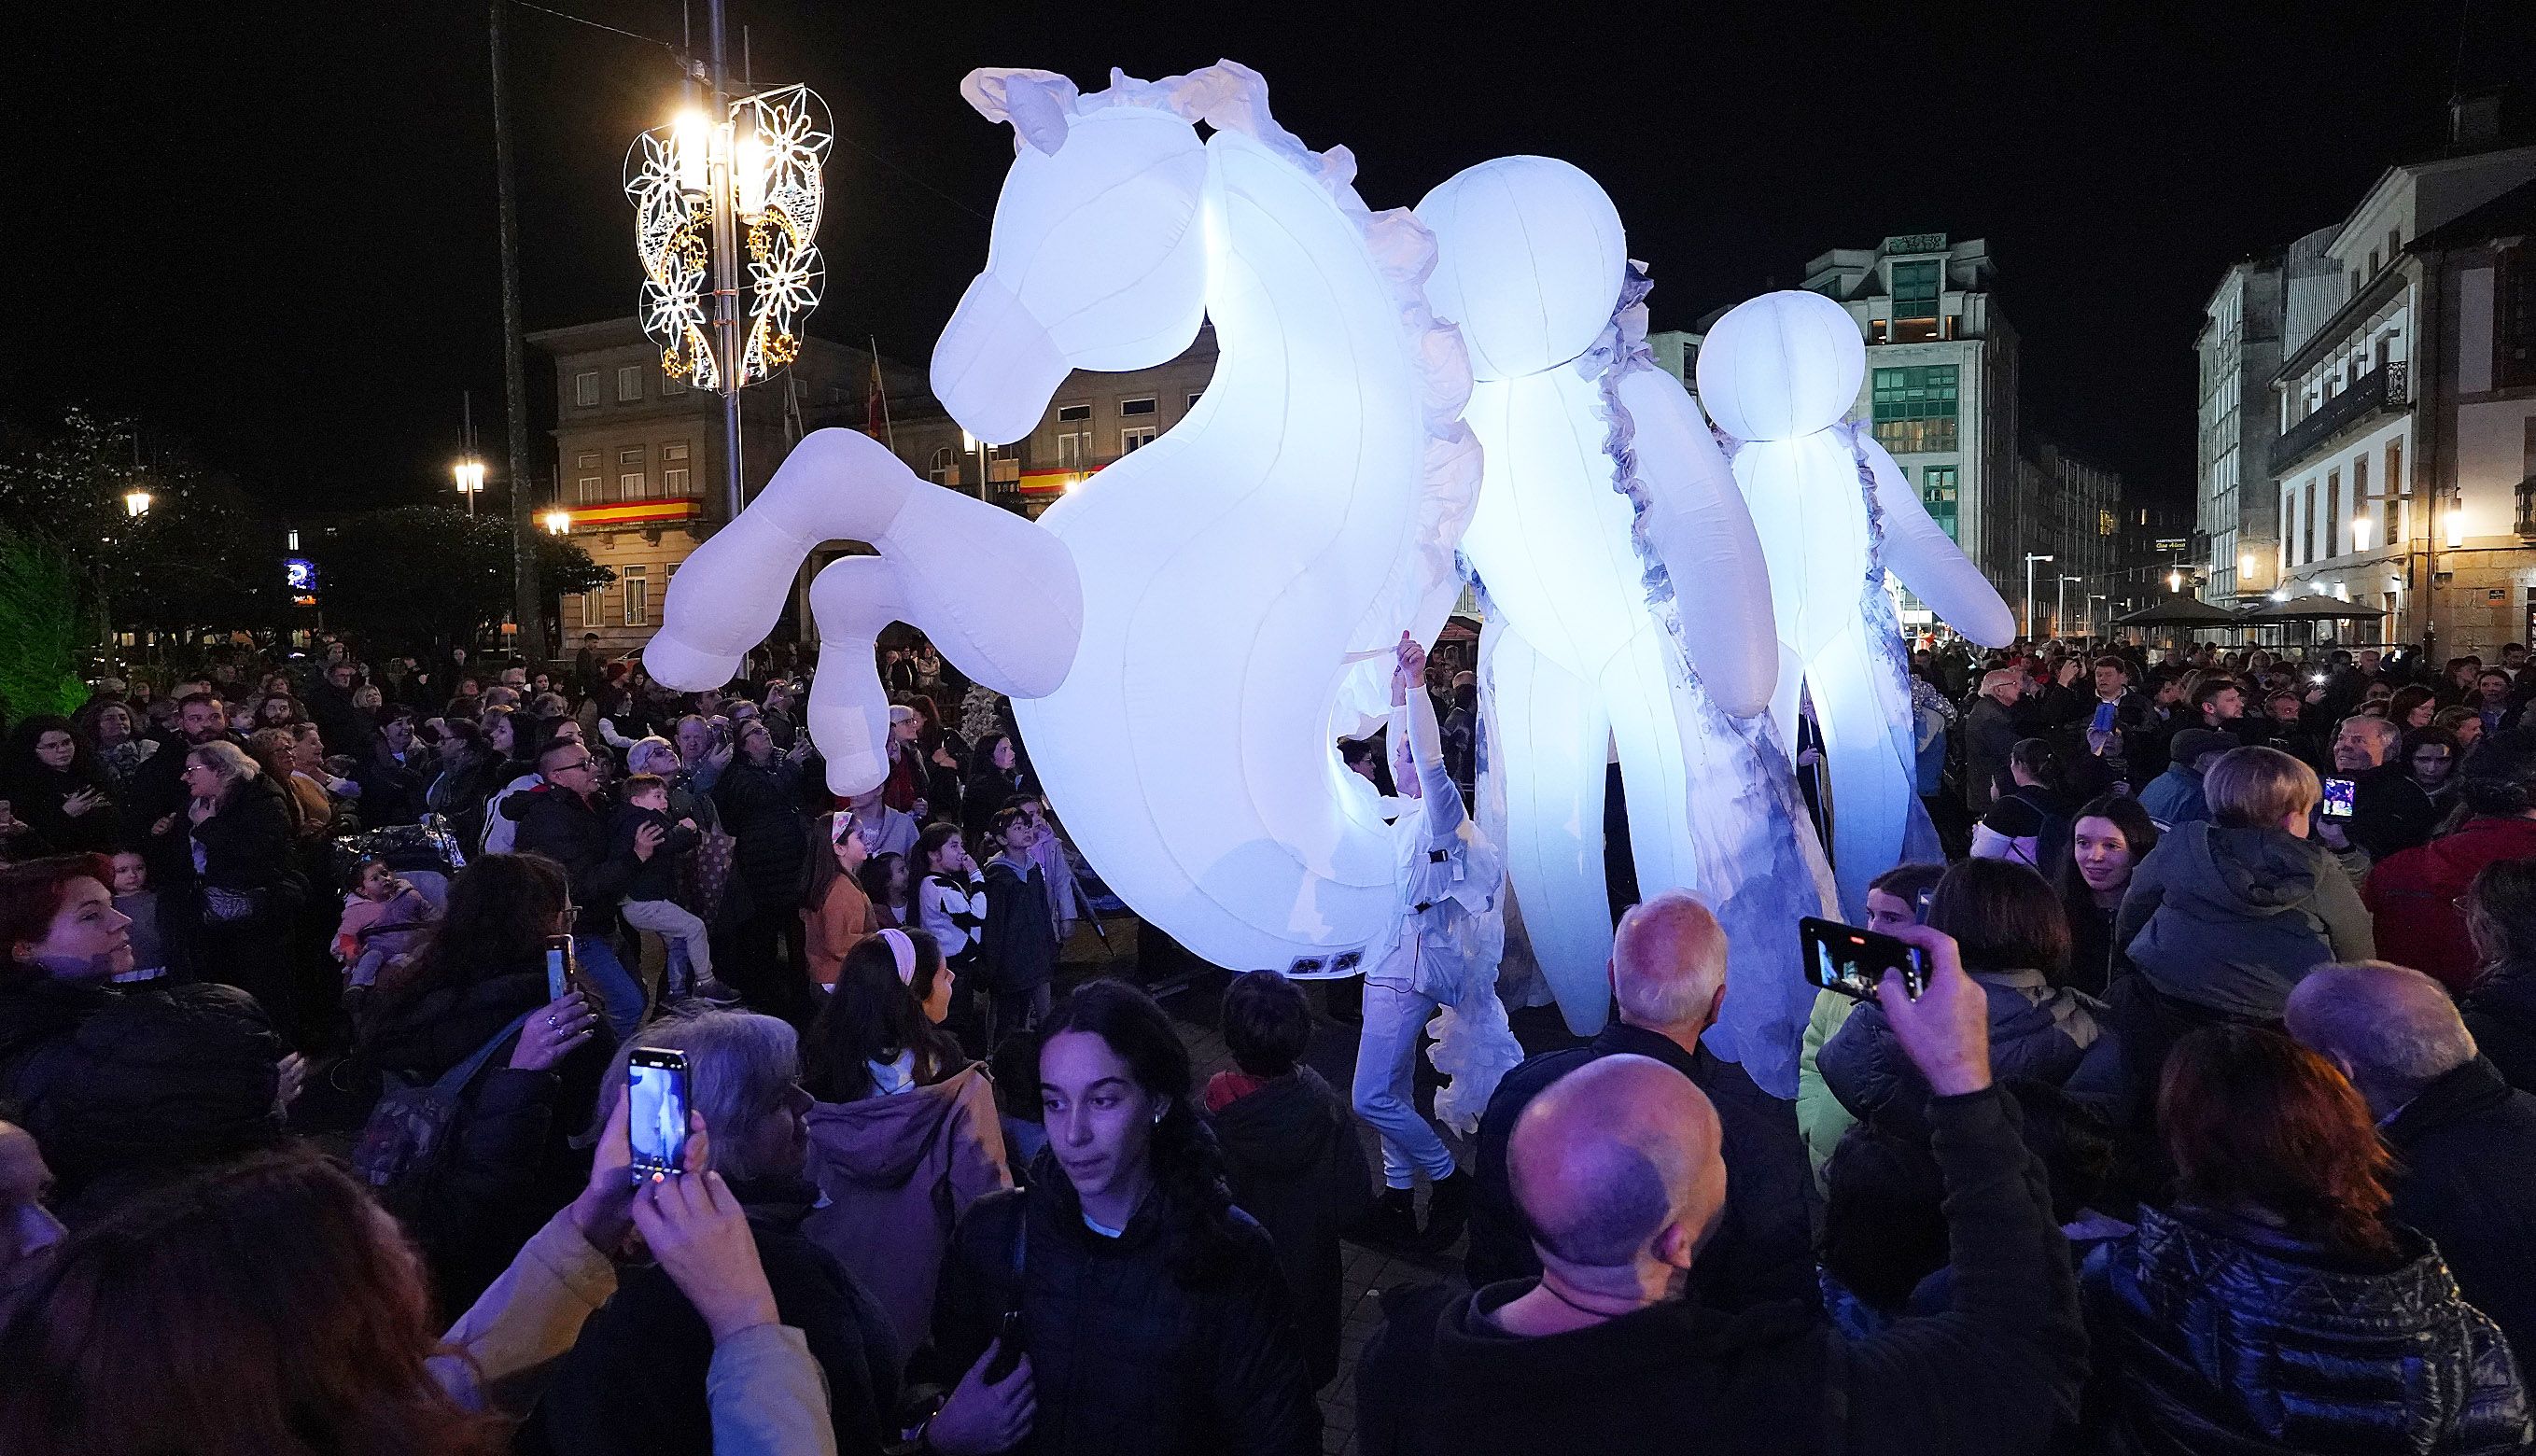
[1694,289,1865,442]
[1416,157,1627,382]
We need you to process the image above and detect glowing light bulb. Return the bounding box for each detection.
[2445,504,2465,549]
[674,110,710,196]
[736,133,768,218]
[2352,514,2374,552]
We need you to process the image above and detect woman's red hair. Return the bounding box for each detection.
[0,853,117,960]
[2159,1024,2394,1260]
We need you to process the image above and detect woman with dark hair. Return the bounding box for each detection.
[1969,737,2073,871]
[352,851,607,1309]
[803,928,1011,1356]
[1820,858,2116,1136]
[2463,858,2536,1092]
[901,693,968,817]
[2084,1026,2530,1451]
[2,716,122,856]
[962,733,1030,847]
[0,854,286,1225]
[2055,792,2157,999]
[907,977,1318,1456]
[2389,683,2439,734]
[716,717,813,1015]
[0,1106,834,1456]
[72,697,158,791]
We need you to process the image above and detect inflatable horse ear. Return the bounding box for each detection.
[960,68,1081,154]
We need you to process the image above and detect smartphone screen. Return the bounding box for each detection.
[626,1048,690,1182]
[545,934,575,1001]
[1800,916,1928,1002]
[2320,777,2358,820]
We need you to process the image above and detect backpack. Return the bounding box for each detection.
[348,1010,534,1203]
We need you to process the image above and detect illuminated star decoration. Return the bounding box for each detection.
[625,129,719,391]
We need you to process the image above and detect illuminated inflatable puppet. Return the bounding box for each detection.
[1697,291,2015,915]
[1417,158,1836,1094]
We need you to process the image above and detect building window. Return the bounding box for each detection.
[1187,390,1205,410]
[1057,431,1090,469]
[663,441,690,497]
[577,474,603,503]
[581,589,603,628]
[928,448,951,484]
[1870,365,1959,454]
[573,371,600,408]
[1890,260,1941,343]
[617,365,643,403]
[1057,403,1090,423]
[1121,427,1156,454]
[2387,437,2404,497]
[1919,466,1959,541]
[662,366,686,397]
[617,447,646,500]
[2325,469,2340,559]
[576,451,600,471]
[622,567,650,627]
[1120,397,1157,416]
[2305,479,2319,565]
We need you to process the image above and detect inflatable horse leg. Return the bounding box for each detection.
[649,427,1083,790]
[1485,616,1616,1036]
[1597,628,1697,898]
[1808,625,1914,917]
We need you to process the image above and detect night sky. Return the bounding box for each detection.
[16,2,2535,516]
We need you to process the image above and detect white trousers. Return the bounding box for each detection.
[1352,977,1457,1188]
[622,898,712,984]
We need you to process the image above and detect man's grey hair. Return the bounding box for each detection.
[2285,960,2477,1092]
[626,735,680,776]
[2337,715,2402,750]
[600,1009,801,1181]
[1612,890,1728,1029]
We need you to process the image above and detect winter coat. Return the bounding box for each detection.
[2361,817,2536,995]
[712,755,811,917]
[541,1173,903,1456]
[802,1061,1014,1360]
[2465,968,2536,1094]
[911,1155,1320,1456]
[2347,760,2444,861]
[1820,967,2118,1136]
[2083,1203,2531,1455]
[184,774,310,1022]
[609,800,697,905]
[2116,821,2375,1021]
[980,854,1057,994]
[2378,1056,2536,1365]
[1464,1022,1818,1313]
[501,782,639,935]
[1359,1088,2087,1456]
[802,874,876,988]
[1206,1065,1373,1389]
[1964,698,2022,810]
[6,761,123,855]
[358,966,612,1310]
[2135,763,2208,831]
[918,870,988,960]
[1796,988,1861,1181]
[0,963,283,1223]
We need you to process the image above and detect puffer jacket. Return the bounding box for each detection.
[2083,1203,2531,1455]
[1819,968,2118,1136]
[1208,1066,1373,1389]
[712,755,811,916]
[802,1061,1013,1360]
[0,963,283,1223]
[2362,817,2536,994]
[2116,821,2375,1021]
[910,1151,1320,1456]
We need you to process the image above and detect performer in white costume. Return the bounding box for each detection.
[1350,634,1514,1249]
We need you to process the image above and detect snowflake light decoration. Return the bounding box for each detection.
[625,84,831,393]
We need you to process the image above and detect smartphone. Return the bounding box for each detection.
[2320,776,2358,820]
[2089,702,2117,735]
[984,1309,1026,1381]
[1800,917,1929,1002]
[626,1047,691,1182]
[544,933,577,1001]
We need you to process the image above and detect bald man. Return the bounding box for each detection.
[1358,923,2087,1456]
[2288,961,2536,1357]
[1463,891,1815,1309]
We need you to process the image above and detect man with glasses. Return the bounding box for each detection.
[497,738,651,1033]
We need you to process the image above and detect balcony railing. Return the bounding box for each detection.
[2272,361,2407,473]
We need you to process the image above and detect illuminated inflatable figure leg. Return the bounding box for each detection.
[1599,628,1697,898]
[1484,619,1616,1036]
[1809,626,1916,918]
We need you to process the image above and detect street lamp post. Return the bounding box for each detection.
[453,459,486,516]
[2023,553,2054,639]
[625,16,832,527]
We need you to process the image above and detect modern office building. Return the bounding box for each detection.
[2017,440,2123,637]
[1798,235,2026,613]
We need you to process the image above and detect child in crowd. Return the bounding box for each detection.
[332,856,435,988]
[611,774,735,1005]
[108,849,171,984]
[978,805,1057,1043]
[858,850,909,930]
[1206,971,1371,1389]
[915,823,987,974]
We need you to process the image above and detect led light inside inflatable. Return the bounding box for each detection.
[1699,290,2013,914]
[1420,159,1835,1093]
[934,63,1481,973]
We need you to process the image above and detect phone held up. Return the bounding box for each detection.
[2319,776,2358,820]
[626,1046,691,1183]
[1800,917,1929,1003]
[544,933,579,1001]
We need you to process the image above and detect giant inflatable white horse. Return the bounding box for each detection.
[1416,158,1835,1094]
[1698,291,2016,915]
[650,61,1481,977]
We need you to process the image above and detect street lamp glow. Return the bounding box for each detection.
[2238,550,2256,578]
[542,508,571,536]
[2352,513,2375,552]
[2167,568,2182,592]
[454,460,485,494]
[673,109,710,196]
[2445,501,2466,548]
[122,488,152,518]
[735,131,768,218]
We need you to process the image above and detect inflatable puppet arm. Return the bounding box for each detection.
[1615,368,1778,718]
[1860,436,2015,648]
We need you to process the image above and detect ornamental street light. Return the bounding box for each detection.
[542,508,572,537]
[454,459,487,515]
[626,15,832,527]
[122,487,151,518]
